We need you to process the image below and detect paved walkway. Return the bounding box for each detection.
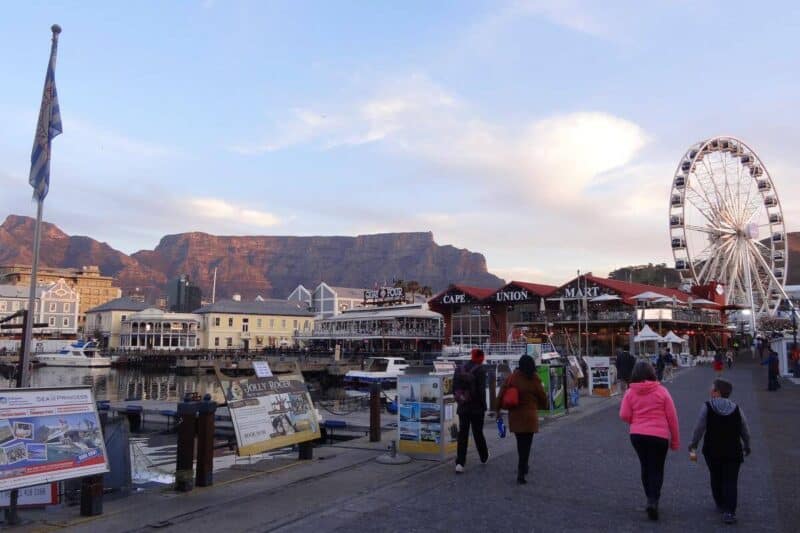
[14,362,798,532]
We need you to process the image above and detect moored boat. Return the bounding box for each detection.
[35,340,111,368]
[344,357,409,390]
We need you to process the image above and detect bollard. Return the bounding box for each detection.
[80,475,104,516]
[175,397,198,492]
[369,382,381,442]
[195,395,217,487]
[298,441,313,460]
[488,370,497,411]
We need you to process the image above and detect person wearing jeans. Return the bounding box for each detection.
[620,361,681,521]
[454,348,488,472]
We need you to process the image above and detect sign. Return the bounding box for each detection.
[363,286,405,305]
[442,293,466,305]
[0,387,109,492]
[495,289,530,303]
[0,483,58,507]
[252,361,273,378]
[561,285,601,300]
[537,366,566,416]
[585,357,617,397]
[637,309,673,321]
[433,361,455,374]
[397,373,458,458]
[215,370,320,456]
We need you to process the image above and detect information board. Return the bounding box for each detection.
[0,482,58,507]
[0,387,109,492]
[215,370,320,456]
[397,373,458,458]
[537,366,566,415]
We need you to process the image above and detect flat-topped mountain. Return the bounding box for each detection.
[0,215,504,302]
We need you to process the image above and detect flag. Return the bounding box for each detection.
[29,26,62,202]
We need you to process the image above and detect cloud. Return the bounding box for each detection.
[185,198,281,228]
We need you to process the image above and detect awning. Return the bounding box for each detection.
[634,324,664,342]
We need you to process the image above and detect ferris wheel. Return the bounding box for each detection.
[669,136,788,317]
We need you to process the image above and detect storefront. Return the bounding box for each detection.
[486,281,557,343]
[428,285,496,347]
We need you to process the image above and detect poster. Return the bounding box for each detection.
[0,387,109,492]
[535,366,566,415]
[398,375,453,455]
[215,370,320,456]
[0,483,58,507]
[585,357,615,397]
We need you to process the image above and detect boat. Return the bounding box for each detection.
[34,340,111,368]
[344,357,409,390]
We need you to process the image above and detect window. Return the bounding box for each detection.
[228,317,234,327]
[63,317,69,327]
[226,337,233,347]
[214,337,220,347]
[214,317,221,327]
[293,319,298,329]
[257,319,262,328]
[269,319,275,328]
[49,302,57,312]
[242,318,249,332]
[11,301,18,311]
[281,319,286,329]
[120,315,126,322]
[63,303,70,313]
[49,317,56,326]
[0,302,6,312]
[304,320,309,330]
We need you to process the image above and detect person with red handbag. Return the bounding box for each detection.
[495,355,547,484]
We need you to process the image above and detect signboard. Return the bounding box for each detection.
[0,387,109,492]
[585,357,617,397]
[252,361,273,378]
[537,366,565,416]
[363,286,405,305]
[495,289,530,303]
[397,373,458,458]
[0,483,58,507]
[215,370,320,456]
[441,293,467,305]
[637,309,673,321]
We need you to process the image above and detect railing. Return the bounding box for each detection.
[298,326,442,339]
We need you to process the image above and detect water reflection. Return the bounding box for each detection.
[24,367,223,403]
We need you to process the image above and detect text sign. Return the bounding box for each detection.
[0,387,109,492]
[252,361,273,378]
[495,289,529,302]
[364,287,405,304]
[0,483,57,507]
[561,285,601,299]
[442,293,466,305]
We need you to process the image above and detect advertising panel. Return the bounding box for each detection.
[535,366,566,416]
[0,387,109,492]
[0,483,58,507]
[215,370,320,456]
[398,374,457,457]
[585,356,617,397]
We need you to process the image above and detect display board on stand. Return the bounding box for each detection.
[397,366,458,459]
[0,387,109,492]
[584,357,618,397]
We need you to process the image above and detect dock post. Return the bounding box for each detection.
[298,441,313,460]
[79,475,104,516]
[175,395,198,492]
[195,394,217,487]
[488,369,497,411]
[369,382,381,442]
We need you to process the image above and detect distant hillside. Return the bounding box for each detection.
[0,215,505,302]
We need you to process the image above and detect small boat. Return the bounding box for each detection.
[35,340,111,368]
[344,357,409,390]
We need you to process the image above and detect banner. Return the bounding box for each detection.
[397,374,458,457]
[0,387,108,492]
[215,370,320,456]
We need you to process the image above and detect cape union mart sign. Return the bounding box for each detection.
[441,293,467,304]
[495,289,530,302]
[561,285,601,299]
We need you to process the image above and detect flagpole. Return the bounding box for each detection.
[20,24,62,388]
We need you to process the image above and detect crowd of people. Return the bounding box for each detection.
[451,348,754,526]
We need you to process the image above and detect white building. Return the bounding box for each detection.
[119,308,201,350]
[287,282,366,318]
[0,279,80,337]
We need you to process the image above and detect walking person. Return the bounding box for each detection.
[761,349,780,391]
[615,349,635,393]
[725,348,734,369]
[453,348,489,473]
[620,361,681,521]
[712,351,724,376]
[656,349,666,382]
[688,378,751,525]
[495,355,547,484]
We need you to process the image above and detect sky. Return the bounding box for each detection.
[1,1,799,285]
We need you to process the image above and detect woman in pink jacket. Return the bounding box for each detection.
[620,360,680,521]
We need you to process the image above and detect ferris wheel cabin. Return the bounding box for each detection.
[772,232,784,242]
[758,180,771,192]
[675,259,689,271]
[671,238,686,249]
[769,213,783,224]
[673,175,686,188]
[670,215,683,228]
[764,196,778,208]
[671,195,683,207]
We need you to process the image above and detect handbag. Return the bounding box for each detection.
[501,375,520,409]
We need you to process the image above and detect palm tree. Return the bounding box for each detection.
[406,280,421,303]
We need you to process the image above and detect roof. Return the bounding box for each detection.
[328,286,366,301]
[324,304,443,322]
[194,298,315,317]
[506,281,557,297]
[431,284,497,302]
[0,285,32,298]
[86,297,150,313]
[124,308,200,321]
[584,275,690,306]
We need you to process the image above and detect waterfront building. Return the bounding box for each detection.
[195,296,315,350]
[0,279,80,337]
[167,275,202,313]
[119,308,201,350]
[287,285,312,307]
[0,264,121,331]
[296,303,444,354]
[85,297,150,348]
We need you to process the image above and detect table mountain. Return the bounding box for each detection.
[0,215,504,302]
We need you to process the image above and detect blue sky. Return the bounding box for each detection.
[1,1,799,284]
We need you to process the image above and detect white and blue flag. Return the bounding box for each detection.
[29,27,62,202]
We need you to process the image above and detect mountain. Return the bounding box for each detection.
[0,215,504,302]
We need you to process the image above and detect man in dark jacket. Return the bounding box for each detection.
[453,348,488,473]
[688,378,751,525]
[615,349,635,392]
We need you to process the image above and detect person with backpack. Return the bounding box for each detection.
[615,349,635,393]
[619,360,680,521]
[688,378,751,525]
[656,349,666,382]
[453,348,489,473]
[495,354,547,484]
